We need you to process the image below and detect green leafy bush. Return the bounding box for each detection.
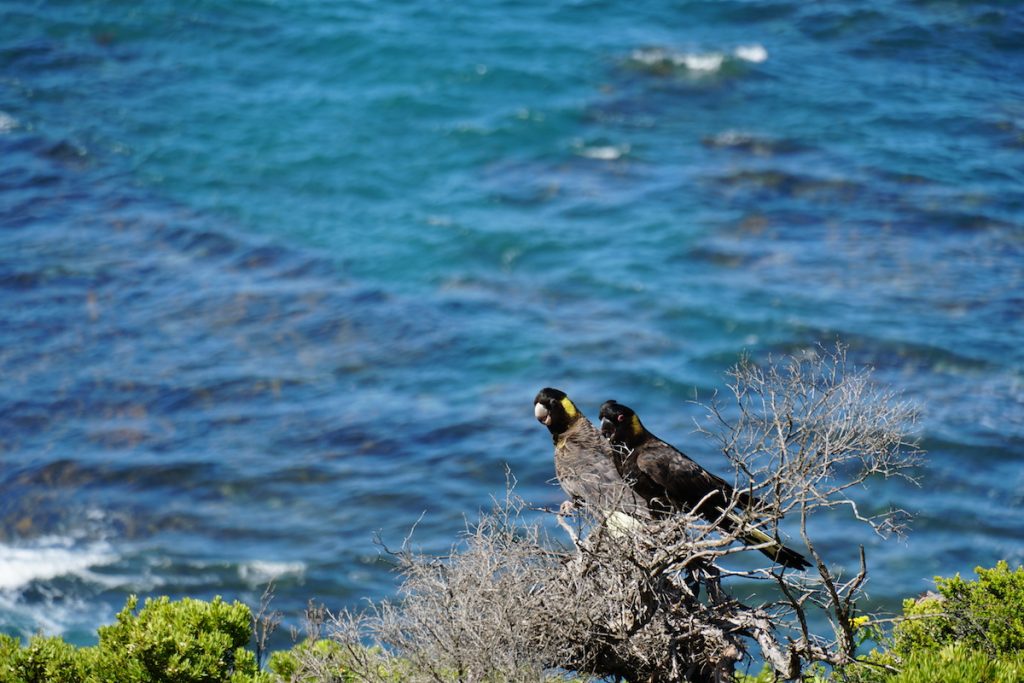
[267,639,349,682]
[0,634,84,683]
[893,561,1024,657]
[888,643,1024,683]
[268,639,413,683]
[0,595,266,683]
[89,594,264,683]
[836,562,1024,683]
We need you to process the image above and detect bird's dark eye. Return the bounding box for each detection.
[617,414,625,422]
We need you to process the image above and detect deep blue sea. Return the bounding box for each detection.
[2,0,1022,650]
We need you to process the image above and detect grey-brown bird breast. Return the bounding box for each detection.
[553,417,650,519]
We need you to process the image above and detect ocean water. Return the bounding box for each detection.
[1,0,1022,649]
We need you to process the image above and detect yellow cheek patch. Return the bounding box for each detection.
[560,397,578,419]
[631,414,643,436]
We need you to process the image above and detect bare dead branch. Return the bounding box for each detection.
[250,581,282,672]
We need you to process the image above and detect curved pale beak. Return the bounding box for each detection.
[534,402,552,426]
[599,417,613,439]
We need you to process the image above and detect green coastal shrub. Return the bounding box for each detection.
[267,639,413,682]
[0,634,84,683]
[89,595,265,683]
[893,560,1024,657]
[836,561,1024,683]
[888,643,1024,683]
[267,638,350,681]
[0,595,266,683]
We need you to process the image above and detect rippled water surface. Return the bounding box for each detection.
[2,0,1022,646]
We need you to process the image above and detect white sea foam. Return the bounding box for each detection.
[630,47,725,73]
[629,47,668,66]
[734,44,768,63]
[0,111,17,133]
[680,52,725,72]
[0,586,121,640]
[631,44,767,73]
[710,130,752,146]
[238,560,306,586]
[0,591,76,636]
[0,537,118,591]
[578,144,629,160]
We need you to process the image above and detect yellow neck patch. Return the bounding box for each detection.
[631,414,643,436]
[560,396,578,419]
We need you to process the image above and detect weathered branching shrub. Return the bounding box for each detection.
[290,346,922,682]
[691,344,922,676]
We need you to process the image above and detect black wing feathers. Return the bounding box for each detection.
[598,399,810,570]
